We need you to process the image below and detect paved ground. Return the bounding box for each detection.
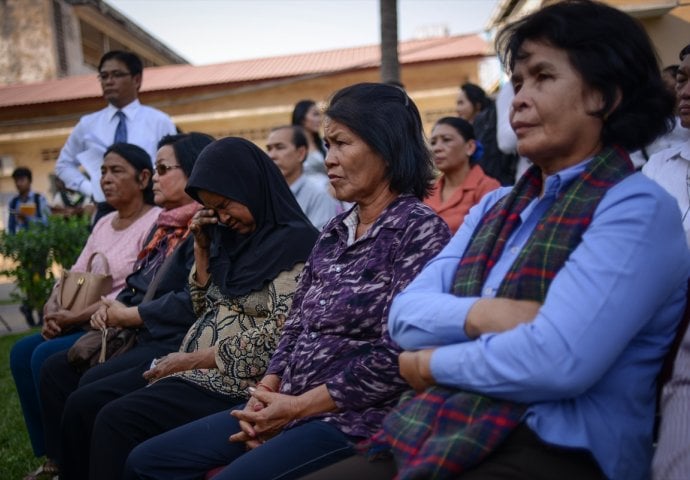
[0,281,34,336]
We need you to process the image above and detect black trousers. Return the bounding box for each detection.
[302,423,606,480]
[39,342,171,478]
[89,377,241,480]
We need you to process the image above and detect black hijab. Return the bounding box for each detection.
[185,137,318,297]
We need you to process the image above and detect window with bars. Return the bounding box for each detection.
[79,19,158,70]
[424,108,457,124]
[80,19,103,69]
[220,128,272,144]
[40,149,61,163]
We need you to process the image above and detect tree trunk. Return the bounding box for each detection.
[380,0,400,84]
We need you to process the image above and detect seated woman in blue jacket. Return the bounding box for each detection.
[305,2,690,480]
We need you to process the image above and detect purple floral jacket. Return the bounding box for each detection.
[266,194,450,438]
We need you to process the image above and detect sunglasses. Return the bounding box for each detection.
[155,164,182,176]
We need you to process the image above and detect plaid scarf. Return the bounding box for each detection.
[364,147,633,479]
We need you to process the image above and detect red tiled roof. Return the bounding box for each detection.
[0,34,489,108]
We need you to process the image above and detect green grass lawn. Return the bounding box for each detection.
[0,330,42,479]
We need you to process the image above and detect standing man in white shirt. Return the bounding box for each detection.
[643,43,690,246]
[266,125,338,230]
[55,50,176,223]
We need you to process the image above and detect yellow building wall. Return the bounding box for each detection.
[640,4,690,66]
[6,1,684,206]
[164,58,481,144]
[505,0,689,65]
[0,56,484,202]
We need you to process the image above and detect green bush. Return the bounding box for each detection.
[0,330,42,478]
[46,214,92,268]
[0,215,91,310]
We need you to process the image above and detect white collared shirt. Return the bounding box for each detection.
[631,117,690,169]
[289,174,338,230]
[55,99,176,202]
[643,140,690,245]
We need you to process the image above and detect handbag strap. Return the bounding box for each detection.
[58,251,110,311]
[142,249,177,303]
[99,328,108,363]
[86,251,111,276]
[59,275,86,311]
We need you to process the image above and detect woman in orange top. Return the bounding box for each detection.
[424,117,500,234]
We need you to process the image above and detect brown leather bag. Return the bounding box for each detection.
[65,248,178,371]
[58,251,113,311]
[67,327,138,372]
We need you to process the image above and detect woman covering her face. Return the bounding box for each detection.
[49,137,318,480]
[123,83,451,480]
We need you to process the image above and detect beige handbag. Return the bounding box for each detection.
[58,251,113,311]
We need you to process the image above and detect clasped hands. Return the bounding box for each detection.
[90,297,141,331]
[41,308,78,339]
[42,297,120,340]
[230,388,299,450]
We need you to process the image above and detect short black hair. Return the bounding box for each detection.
[157,132,215,178]
[291,100,316,127]
[98,50,143,76]
[270,125,308,163]
[104,143,154,205]
[496,0,675,152]
[271,125,308,151]
[680,44,690,61]
[435,116,476,142]
[460,83,491,111]
[12,167,32,182]
[434,116,481,166]
[325,82,435,199]
[291,99,326,157]
[663,65,680,77]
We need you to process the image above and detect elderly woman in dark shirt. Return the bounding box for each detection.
[124,83,451,480]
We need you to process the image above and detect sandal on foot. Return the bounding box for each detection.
[23,460,59,480]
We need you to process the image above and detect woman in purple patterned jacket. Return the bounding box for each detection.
[123,83,451,480]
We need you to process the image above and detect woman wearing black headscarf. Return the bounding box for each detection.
[61,137,318,480]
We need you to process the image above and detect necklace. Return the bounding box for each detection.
[357,207,378,226]
[356,191,399,229]
[113,204,147,230]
